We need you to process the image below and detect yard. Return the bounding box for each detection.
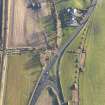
[4,53,42,105]
[58,0,89,102]
[59,0,105,104]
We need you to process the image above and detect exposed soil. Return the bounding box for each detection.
[7,0,50,48]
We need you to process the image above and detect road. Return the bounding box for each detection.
[27,0,97,105]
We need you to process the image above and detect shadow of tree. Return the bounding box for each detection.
[24,53,41,70]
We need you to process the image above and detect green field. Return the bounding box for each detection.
[41,15,56,34]
[61,27,76,46]
[56,0,90,47]
[57,0,89,102]
[59,27,86,101]
[36,88,52,105]
[79,1,105,105]
[56,0,90,12]
[4,53,42,105]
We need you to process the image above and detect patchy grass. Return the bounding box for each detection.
[61,27,75,46]
[4,53,42,105]
[60,50,76,101]
[79,1,105,105]
[56,0,90,12]
[42,16,56,34]
[57,0,91,102]
[59,26,86,101]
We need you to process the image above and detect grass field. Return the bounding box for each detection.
[56,0,90,12]
[58,0,90,101]
[59,27,86,101]
[60,50,76,101]
[41,16,56,34]
[79,1,105,105]
[61,27,75,46]
[4,53,42,105]
[56,0,90,47]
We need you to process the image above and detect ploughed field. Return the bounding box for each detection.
[7,0,51,48]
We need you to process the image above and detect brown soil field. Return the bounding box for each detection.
[7,0,51,48]
[36,88,52,105]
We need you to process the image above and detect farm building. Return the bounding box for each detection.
[59,8,87,27]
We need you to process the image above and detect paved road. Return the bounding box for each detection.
[28,77,62,105]
[27,0,97,105]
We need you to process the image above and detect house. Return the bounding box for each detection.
[59,8,79,27]
[59,7,87,27]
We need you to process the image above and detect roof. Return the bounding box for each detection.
[59,8,80,27]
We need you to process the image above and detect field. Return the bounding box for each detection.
[59,28,85,101]
[4,53,42,105]
[79,1,105,105]
[61,27,75,46]
[55,0,90,12]
[3,0,105,105]
[7,0,51,48]
[58,0,89,102]
[55,0,90,47]
[36,88,52,105]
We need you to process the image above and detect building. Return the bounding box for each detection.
[59,8,87,27]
